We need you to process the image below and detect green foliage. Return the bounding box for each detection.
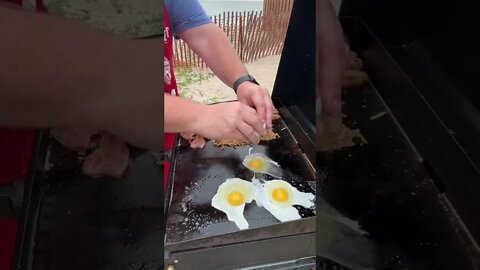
[175,67,213,90]
[45,0,71,16]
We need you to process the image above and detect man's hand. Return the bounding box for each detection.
[179,24,275,127]
[179,23,275,129]
[194,101,266,144]
[236,81,274,129]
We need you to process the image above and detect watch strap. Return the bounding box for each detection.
[233,75,259,93]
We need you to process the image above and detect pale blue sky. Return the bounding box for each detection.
[199,0,264,17]
[200,0,262,2]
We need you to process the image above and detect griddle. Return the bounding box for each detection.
[165,108,316,242]
[164,99,316,269]
[13,132,165,270]
[314,17,480,269]
[164,0,316,268]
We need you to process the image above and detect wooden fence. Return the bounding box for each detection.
[173,0,293,69]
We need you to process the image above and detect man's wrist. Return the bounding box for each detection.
[188,102,208,133]
[236,80,257,95]
[233,74,259,93]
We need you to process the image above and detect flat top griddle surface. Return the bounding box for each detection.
[16,137,164,270]
[314,17,480,270]
[165,117,315,246]
[317,81,480,269]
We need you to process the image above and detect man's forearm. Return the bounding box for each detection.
[164,94,204,133]
[179,24,248,89]
[0,7,131,129]
[316,0,347,115]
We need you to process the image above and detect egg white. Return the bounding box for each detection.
[260,180,314,222]
[242,153,283,178]
[264,180,294,207]
[211,178,254,230]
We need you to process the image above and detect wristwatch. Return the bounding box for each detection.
[233,75,259,93]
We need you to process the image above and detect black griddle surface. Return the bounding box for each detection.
[318,82,480,270]
[165,117,315,246]
[314,17,480,270]
[15,137,164,270]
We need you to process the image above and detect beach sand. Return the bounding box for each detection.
[178,55,281,104]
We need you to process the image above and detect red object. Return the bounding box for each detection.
[163,5,179,192]
[164,161,171,191]
[0,1,45,184]
[0,218,19,270]
[0,4,43,269]
[4,0,21,5]
[3,0,47,11]
[0,130,36,185]
[36,0,47,12]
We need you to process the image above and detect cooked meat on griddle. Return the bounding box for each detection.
[317,115,368,152]
[213,107,281,147]
[346,51,364,70]
[342,50,369,89]
[272,109,281,120]
[342,70,369,89]
[260,129,280,140]
[190,135,206,149]
[214,129,280,147]
[178,107,281,149]
[82,133,130,178]
[180,132,206,149]
[51,128,98,153]
[52,127,131,178]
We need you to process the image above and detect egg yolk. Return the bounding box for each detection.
[228,191,244,206]
[248,159,265,170]
[272,188,289,202]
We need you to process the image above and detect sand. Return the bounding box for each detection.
[178,55,281,104]
[43,0,162,38]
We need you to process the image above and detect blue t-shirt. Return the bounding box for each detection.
[164,0,212,36]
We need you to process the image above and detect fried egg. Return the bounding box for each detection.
[261,180,314,222]
[242,153,283,178]
[211,178,254,230]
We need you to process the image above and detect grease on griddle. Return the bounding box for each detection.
[369,111,387,121]
[179,181,225,236]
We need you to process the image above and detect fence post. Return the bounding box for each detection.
[173,1,293,69]
[239,14,243,61]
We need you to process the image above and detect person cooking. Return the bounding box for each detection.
[163,0,348,189]
[0,1,272,169]
[163,0,278,190]
[0,0,346,188]
[163,0,279,144]
[0,0,276,198]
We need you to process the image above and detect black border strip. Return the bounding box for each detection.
[13,130,48,270]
